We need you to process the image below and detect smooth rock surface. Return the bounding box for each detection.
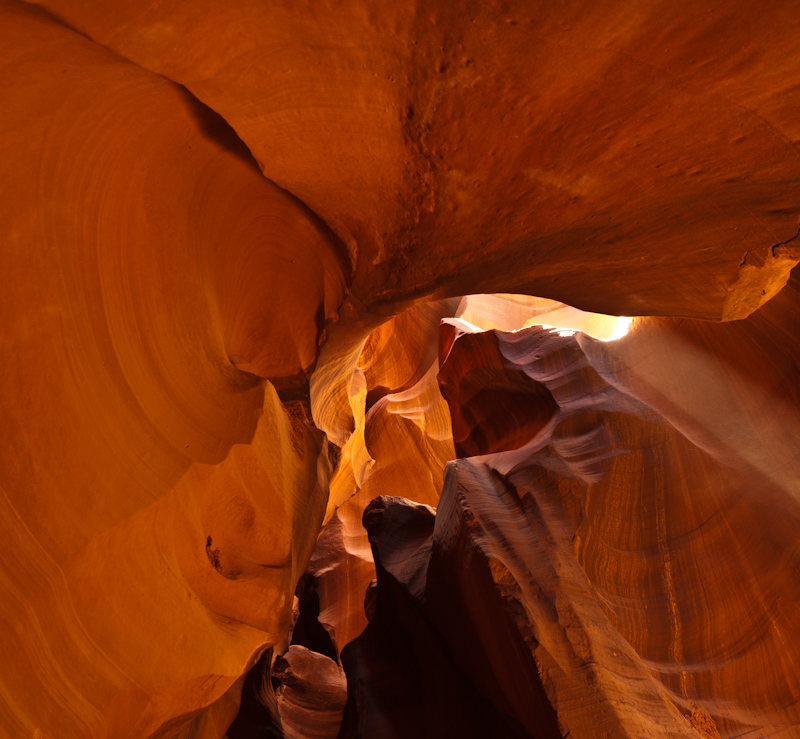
[2,0,800,736]
[18,0,800,318]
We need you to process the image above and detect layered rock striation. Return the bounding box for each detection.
[334,279,800,737]
[2,0,800,737]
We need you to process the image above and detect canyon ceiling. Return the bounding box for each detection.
[2,0,800,737]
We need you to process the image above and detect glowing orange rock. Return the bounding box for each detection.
[2,0,800,736]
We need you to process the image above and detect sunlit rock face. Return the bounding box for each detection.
[2,0,800,737]
[337,283,800,737]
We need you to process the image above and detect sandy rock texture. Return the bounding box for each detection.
[1,3,336,736]
[2,0,800,736]
[339,281,800,737]
[16,0,800,319]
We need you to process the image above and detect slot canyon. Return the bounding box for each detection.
[2,0,800,737]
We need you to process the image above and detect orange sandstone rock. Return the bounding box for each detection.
[20,0,800,318]
[0,4,335,736]
[2,0,800,736]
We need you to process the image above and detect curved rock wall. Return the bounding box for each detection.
[2,0,800,736]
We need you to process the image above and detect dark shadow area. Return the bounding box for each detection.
[177,86,264,172]
[18,1,97,44]
[226,650,284,739]
[290,573,339,663]
[337,495,559,739]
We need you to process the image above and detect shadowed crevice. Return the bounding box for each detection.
[176,85,266,172]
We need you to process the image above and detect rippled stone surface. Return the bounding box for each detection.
[2,0,800,736]
[339,281,800,737]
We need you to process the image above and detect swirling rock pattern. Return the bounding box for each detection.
[308,301,457,657]
[2,0,800,736]
[341,281,800,736]
[16,0,800,317]
[273,646,347,739]
[302,276,800,739]
[1,4,336,737]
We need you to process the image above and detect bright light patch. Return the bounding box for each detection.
[601,316,632,342]
[539,326,577,337]
[456,294,634,342]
